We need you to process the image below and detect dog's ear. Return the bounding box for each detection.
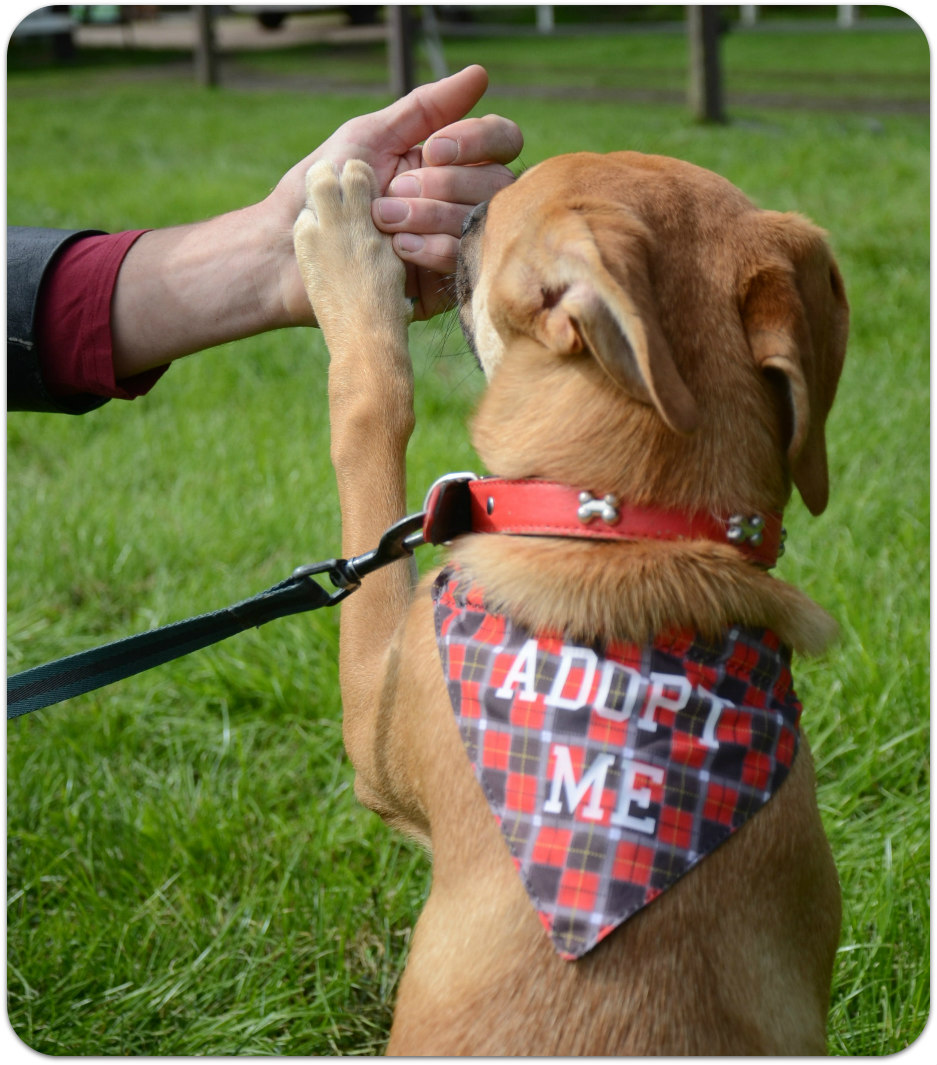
[741,213,849,515]
[494,211,699,435]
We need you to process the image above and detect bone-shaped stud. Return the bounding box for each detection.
[577,491,621,525]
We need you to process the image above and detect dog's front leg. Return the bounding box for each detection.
[294,160,414,787]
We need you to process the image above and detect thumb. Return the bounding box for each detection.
[380,65,490,151]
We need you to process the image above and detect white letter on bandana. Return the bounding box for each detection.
[594,662,645,723]
[610,760,665,834]
[700,689,733,749]
[546,645,598,710]
[639,672,692,732]
[495,638,540,702]
[543,744,615,822]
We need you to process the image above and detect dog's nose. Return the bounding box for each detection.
[461,200,489,237]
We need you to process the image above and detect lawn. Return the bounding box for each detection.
[6,17,929,1056]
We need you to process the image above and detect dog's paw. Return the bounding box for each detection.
[293,159,412,334]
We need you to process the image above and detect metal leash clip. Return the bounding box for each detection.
[291,512,427,600]
[291,470,484,603]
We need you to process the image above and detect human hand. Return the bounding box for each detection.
[270,65,522,322]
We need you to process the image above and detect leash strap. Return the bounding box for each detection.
[5,475,466,720]
[6,572,338,719]
[8,513,428,720]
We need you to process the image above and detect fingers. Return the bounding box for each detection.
[386,161,516,217]
[423,113,524,168]
[371,161,515,275]
[375,195,469,243]
[372,164,512,233]
[370,101,522,278]
[402,115,523,261]
[392,231,461,279]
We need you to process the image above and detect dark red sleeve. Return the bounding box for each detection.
[35,230,170,400]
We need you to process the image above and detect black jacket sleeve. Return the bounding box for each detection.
[7,225,109,414]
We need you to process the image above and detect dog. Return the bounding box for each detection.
[293,150,847,1055]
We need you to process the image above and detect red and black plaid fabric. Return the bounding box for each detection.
[431,566,802,960]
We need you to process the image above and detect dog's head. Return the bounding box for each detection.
[456,152,848,516]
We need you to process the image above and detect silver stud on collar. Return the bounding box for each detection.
[577,491,621,525]
[727,514,766,547]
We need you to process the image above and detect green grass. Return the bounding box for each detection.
[6,23,929,1056]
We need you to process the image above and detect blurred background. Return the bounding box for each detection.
[8,3,929,110]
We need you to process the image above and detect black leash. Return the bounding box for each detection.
[7,512,428,720]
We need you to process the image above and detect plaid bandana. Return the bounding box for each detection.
[431,566,802,960]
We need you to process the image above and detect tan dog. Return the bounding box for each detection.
[294,151,847,1055]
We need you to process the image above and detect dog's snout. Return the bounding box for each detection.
[456,202,488,314]
[461,200,489,238]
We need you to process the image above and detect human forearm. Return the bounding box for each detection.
[110,200,304,379]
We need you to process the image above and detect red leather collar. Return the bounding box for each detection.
[422,474,785,568]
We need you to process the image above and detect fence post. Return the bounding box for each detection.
[388,5,416,97]
[687,6,726,123]
[194,6,218,88]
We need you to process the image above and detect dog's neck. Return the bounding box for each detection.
[468,341,795,523]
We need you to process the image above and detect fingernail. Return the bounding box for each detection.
[388,175,422,197]
[425,137,458,165]
[396,233,425,254]
[376,198,410,224]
